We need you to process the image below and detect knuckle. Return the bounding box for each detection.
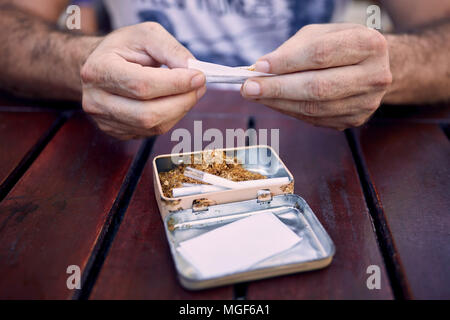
[169,42,186,58]
[307,77,328,100]
[372,69,393,88]
[267,80,283,98]
[81,94,98,114]
[301,24,319,33]
[299,101,320,116]
[173,76,190,93]
[348,117,366,128]
[140,113,157,130]
[143,21,163,32]
[152,124,167,136]
[183,94,197,112]
[310,41,331,67]
[82,101,96,115]
[367,99,381,112]
[367,29,388,53]
[128,80,150,98]
[80,63,96,84]
[279,54,294,72]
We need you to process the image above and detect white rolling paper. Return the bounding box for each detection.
[172,177,291,197]
[188,59,274,84]
[177,212,302,278]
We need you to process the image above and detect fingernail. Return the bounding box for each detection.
[243,81,261,96]
[191,73,206,88]
[196,85,207,99]
[255,60,270,73]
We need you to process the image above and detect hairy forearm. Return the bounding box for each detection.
[384,20,450,104]
[0,3,101,100]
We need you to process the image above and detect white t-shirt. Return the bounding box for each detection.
[103,0,346,66]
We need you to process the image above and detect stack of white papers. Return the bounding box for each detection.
[177,212,302,278]
[188,59,274,84]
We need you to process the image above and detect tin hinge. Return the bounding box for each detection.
[257,189,273,204]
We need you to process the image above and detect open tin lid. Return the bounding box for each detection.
[164,194,335,290]
[152,146,335,289]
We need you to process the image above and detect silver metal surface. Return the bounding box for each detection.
[164,194,335,289]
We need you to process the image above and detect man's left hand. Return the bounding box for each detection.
[241,23,392,130]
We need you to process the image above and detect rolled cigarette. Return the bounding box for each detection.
[172,177,290,197]
[184,167,243,189]
[173,185,226,197]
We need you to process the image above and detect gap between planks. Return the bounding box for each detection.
[0,111,73,202]
[74,137,156,300]
[344,128,413,300]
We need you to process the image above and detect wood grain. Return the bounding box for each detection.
[0,112,141,299]
[193,89,282,117]
[356,122,450,299]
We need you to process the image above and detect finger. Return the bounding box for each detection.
[140,22,195,68]
[81,58,205,100]
[84,86,203,136]
[95,118,140,140]
[242,65,390,101]
[143,85,207,135]
[254,25,385,74]
[95,117,141,135]
[250,93,380,118]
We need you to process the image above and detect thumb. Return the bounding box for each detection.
[253,43,296,75]
[141,22,194,69]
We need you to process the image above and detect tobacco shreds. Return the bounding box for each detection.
[159,151,267,198]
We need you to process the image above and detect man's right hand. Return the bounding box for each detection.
[80,22,206,140]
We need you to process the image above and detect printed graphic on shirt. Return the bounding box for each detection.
[103,0,335,66]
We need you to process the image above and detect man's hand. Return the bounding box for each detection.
[241,24,392,130]
[81,22,206,140]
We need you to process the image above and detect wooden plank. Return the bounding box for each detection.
[245,116,393,299]
[0,112,141,299]
[0,112,58,190]
[90,110,250,299]
[356,122,450,299]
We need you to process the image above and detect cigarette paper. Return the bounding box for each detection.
[177,212,302,278]
[188,59,274,84]
[172,177,290,197]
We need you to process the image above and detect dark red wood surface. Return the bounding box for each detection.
[356,122,450,299]
[193,89,282,117]
[0,112,140,299]
[90,112,250,299]
[91,92,392,299]
[0,112,58,187]
[243,116,393,299]
[0,90,448,300]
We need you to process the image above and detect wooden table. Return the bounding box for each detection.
[0,90,448,300]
